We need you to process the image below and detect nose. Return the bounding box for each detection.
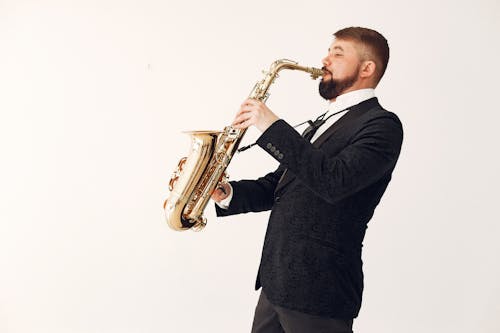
[322,54,331,67]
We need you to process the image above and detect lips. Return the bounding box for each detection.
[322,70,332,81]
[322,67,332,76]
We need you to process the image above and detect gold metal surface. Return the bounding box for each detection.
[163,59,322,231]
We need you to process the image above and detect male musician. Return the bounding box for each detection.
[212,27,403,333]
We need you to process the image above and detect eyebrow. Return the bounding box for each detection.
[328,46,344,52]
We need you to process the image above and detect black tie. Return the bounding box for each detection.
[302,118,326,141]
[302,107,350,142]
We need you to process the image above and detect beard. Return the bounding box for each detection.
[319,66,360,100]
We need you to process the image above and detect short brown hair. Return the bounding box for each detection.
[334,27,389,84]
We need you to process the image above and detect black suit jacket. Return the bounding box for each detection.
[216,97,403,319]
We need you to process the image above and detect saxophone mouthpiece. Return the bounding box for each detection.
[309,67,324,80]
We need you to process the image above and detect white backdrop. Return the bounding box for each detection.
[1,0,499,332]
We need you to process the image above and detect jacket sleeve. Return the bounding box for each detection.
[255,114,403,204]
[215,165,286,217]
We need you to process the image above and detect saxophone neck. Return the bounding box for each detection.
[249,59,323,100]
[271,59,324,79]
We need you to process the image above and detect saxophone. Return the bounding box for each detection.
[163,59,323,231]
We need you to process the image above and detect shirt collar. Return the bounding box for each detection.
[327,88,376,114]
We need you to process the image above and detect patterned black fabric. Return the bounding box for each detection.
[215,98,403,319]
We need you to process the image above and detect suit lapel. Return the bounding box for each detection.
[313,97,380,147]
[274,97,381,194]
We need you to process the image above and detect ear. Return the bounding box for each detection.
[359,60,376,79]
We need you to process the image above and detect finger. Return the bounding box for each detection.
[232,116,245,126]
[241,98,256,107]
[232,121,245,129]
[235,107,253,118]
[216,185,227,195]
[232,112,253,126]
[233,118,251,129]
[244,98,260,106]
[211,188,224,200]
[234,110,253,120]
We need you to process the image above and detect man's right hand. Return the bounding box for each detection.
[211,182,232,203]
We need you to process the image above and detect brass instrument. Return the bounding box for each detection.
[163,59,323,231]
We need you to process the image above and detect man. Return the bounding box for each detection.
[211,27,403,333]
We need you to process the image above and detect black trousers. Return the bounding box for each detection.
[251,291,353,333]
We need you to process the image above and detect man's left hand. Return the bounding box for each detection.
[232,98,279,132]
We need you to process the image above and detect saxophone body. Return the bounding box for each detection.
[163,59,323,231]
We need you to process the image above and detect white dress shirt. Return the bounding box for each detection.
[216,88,376,209]
[310,88,375,142]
